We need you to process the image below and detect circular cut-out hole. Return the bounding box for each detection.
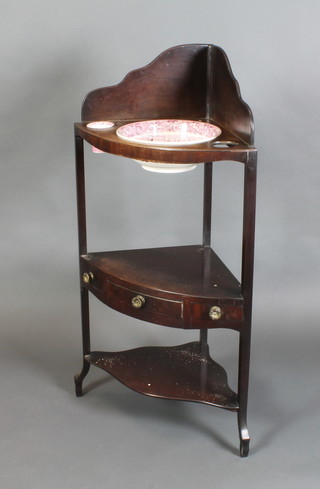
[212,140,238,148]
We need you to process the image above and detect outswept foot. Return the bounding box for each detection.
[238,412,250,457]
[74,360,90,397]
[240,439,250,458]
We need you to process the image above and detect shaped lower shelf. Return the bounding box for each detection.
[86,341,239,410]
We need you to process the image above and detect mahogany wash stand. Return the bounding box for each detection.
[74,44,257,457]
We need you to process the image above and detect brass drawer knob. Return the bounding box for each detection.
[83,272,94,284]
[131,295,146,309]
[209,306,222,320]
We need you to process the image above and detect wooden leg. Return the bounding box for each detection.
[74,287,91,396]
[74,361,90,397]
[237,329,251,457]
[237,153,256,456]
[238,412,250,457]
[74,134,91,396]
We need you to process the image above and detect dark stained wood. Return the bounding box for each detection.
[105,280,184,329]
[74,136,87,256]
[82,45,208,122]
[76,43,254,165]
[210,46,254,145]
[200,161,213,346]
[74,135,91,397]
[86,342,239,410]
[74,121,255,165]
[238,150,257,456]
[80,245,243,330]
[202,162,213,247]
[74,44,257,456]
[81,44,253,145]
[82,245,241,300]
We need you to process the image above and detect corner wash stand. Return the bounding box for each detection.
[74,44,257,457]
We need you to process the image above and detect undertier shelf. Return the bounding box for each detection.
[86,341,239,410]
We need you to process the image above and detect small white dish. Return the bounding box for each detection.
[87,121,114,130]
[116,119,221,146]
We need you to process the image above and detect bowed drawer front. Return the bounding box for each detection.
[106,281,184,327]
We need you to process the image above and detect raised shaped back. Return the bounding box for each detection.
[82,44,254,145]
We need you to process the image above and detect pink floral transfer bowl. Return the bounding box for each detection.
[116,119,221,146]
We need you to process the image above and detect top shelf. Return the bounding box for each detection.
[75,120,256,164]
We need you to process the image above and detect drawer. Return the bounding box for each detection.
[106,281,183,327]
[188,301,243,327]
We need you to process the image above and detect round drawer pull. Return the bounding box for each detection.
[209,306,222,320]
[83,272,94,284]
[131,295,146,309]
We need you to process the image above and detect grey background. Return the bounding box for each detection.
[1,0,320,487]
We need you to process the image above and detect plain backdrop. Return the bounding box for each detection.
[1,1,320,488]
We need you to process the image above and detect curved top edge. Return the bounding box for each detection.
[81,44,214,120]
[214,45,254,144]
[81,43,254,145]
